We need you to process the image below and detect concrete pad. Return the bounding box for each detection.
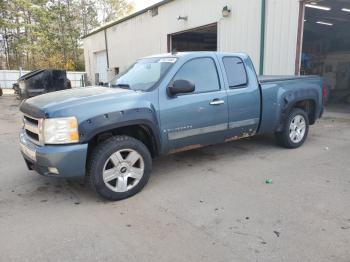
[0,96,349,262]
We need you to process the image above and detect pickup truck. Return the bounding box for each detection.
[19,52,325,200]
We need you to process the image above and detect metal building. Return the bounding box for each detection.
[83,0,350,104]
[83,0,302,83]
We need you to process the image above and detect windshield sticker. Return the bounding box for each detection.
[159,58,177,63]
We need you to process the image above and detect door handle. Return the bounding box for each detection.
[210,99,225,105]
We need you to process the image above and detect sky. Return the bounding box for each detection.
[129,0,163,11]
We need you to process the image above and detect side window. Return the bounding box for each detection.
[173,57,220,93]
[222,57,248,88]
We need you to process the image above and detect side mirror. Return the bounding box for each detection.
[168,79,195,96]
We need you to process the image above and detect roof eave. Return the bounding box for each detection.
[82,0,174,39]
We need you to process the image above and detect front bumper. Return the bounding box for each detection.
[19,129,88,177]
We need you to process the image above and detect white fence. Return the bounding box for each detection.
[0,70,86,89]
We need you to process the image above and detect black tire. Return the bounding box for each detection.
[275,108,309,149]
[87,135,152,201]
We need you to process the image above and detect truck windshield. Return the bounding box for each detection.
[110,57,177,91]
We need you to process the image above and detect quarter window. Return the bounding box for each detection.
[222,57,248,88]
[173,57,220,93]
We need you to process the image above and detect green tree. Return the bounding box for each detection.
[0,0,133,70]
[99,0,134,23]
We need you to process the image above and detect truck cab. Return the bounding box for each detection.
[156,53,261,153]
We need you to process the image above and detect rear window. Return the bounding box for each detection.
[222,57,248,88]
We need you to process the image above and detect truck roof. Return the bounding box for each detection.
[144,51,249,60]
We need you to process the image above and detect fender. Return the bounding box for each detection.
[78,107,161,153]
[276,89,319,132]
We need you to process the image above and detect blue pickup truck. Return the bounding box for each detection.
[19,52,325,200]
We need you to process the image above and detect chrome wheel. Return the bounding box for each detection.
[102,149,144,193]
[289,114,306,143]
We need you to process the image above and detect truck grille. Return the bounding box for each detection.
[23,115,43,145]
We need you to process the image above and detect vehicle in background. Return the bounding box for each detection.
[12,83,19,97]
[13,69,71,100]
[19,52,325,201]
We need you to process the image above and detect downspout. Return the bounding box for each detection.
[104,29,110,69]
[295,1,306,75]
[259,0,266,75]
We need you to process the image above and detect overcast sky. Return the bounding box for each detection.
[129,0,163,11]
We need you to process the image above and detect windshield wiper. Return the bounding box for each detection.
[111,83,130,89]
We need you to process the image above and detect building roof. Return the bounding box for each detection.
[83,0,174,39]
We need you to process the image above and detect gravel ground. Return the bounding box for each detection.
[0,95,349,262]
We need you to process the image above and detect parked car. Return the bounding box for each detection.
[14,69,71,99]
[19,52,326,200]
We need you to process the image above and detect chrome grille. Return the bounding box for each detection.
[23,115,43,145]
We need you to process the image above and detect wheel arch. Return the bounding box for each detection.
[86,122,160,158]
[276,95,318,132]
[78,107,161,157]
[293,99,316,125]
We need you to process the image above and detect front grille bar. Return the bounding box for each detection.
[23,114,44,145]
[24,118,39,134]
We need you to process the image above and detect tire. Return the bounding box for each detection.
[87,135,152,201]
[275,108,309,149]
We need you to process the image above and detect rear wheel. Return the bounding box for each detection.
[275,108,309,149]
[87,136,152,201]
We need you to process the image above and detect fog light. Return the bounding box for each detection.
[48,167,59,175]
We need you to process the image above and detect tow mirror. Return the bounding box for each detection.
[168,79,195,96]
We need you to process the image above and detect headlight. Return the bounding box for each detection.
[43,117,79,144]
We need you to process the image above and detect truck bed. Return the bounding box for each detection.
[257,74,323,135]
[258,75,320,83]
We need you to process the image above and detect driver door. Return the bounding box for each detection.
[159,57,228,153]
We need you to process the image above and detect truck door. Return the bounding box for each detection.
[159,57,229,152]
[218,56,261,139]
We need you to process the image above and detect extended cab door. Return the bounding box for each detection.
[217,55,261,139]
[159,56,229,153]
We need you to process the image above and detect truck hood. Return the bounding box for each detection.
[20,86,140,119]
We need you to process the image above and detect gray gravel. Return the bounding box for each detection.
[0,95,349,262]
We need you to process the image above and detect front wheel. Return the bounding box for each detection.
[87,136,152,201]
[275,108,309,149]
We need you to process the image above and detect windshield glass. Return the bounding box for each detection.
[110,57,177,91]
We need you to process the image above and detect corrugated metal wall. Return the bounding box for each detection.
[218,0,261,70]
[83,0,301,83]
[264,0,300,75]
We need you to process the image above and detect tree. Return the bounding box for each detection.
[0,0,133,71]
[98,0,134,24]
[80,0,100,36]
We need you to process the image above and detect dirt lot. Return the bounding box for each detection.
[0,95,349,262]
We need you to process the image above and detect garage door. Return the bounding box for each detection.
[95,50,108,84]
[169,23,217,52]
